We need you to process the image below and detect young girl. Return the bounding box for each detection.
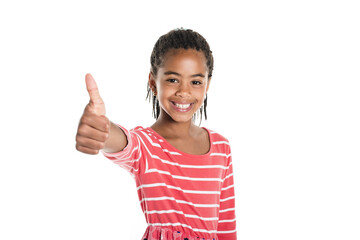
[75,28,237,240]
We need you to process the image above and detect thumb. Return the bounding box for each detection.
[85,73,106,116]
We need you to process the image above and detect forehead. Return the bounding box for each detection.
[161,48,208,72]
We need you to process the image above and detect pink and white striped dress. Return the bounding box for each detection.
[101,125,237,240]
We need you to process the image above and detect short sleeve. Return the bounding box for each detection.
[101,124,142,178]
[217,146,237,239]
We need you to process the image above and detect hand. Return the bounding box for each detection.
[75,73,110,154]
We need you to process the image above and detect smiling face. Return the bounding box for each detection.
[149,48,211,123]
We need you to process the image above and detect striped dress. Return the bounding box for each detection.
[101,125,237,240]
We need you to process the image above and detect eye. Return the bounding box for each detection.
[166,78,178,83]
[192,80,202,85]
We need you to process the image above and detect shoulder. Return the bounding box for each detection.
[121,126,149,141]
[127,126,154,139]
[129,126,146,132]
[203,127,232,155]
[204,127,230,144]
[128,126,161,145]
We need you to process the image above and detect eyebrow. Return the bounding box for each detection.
[164,71,205,78]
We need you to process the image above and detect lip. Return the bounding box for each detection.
[170,101,194,112]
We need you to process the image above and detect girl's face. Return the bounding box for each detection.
[149,48,211,123]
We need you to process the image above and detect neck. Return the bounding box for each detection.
[151,112,197,139]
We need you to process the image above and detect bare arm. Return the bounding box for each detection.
[102,121,128,153]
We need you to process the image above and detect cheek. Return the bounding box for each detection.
[158,85,175,97]
[195,87,207,99]
[157,88,172,106]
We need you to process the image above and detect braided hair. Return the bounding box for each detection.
[146,28,214,124]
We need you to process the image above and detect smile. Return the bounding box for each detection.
[171,101,194,112]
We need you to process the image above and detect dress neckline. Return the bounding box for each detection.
[147,126,213,158]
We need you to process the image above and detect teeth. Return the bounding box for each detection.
[175,103,191,109]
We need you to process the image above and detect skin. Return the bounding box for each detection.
[75,48,211,155]
[149,48,212,155]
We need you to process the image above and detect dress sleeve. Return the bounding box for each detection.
[101,124,141,178]
[217,147,237,240]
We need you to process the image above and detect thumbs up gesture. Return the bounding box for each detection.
[85,73,106,116]
[76,74,110,154]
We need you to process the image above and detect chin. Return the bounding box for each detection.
[160,109,194,123]
[169,113,194,123]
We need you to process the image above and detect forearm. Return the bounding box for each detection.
[102,121,128,153]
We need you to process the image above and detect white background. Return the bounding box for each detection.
[1,0,359,239]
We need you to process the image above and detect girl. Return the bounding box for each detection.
[75,28,237,240]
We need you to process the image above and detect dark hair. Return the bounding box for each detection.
[146,28,214,124]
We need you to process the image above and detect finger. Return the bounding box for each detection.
[76,143,100,155]
[77,124,109,142]
[80,104,110,132]
[82,108,110,132]
[85,73,104,107]
[76,135,106,151]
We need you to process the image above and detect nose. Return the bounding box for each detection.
[175,82,191,98]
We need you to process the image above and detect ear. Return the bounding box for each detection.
[206,77,211,93]
[148,71,157,93]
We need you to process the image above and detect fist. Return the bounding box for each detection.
[75,73,110,155]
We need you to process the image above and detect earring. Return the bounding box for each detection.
[153,91,157,96]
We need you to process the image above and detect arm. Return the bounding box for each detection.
[217,154,237,240]
[102,121,128,153]
[101,125,142,178]
[76,73,140,177]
